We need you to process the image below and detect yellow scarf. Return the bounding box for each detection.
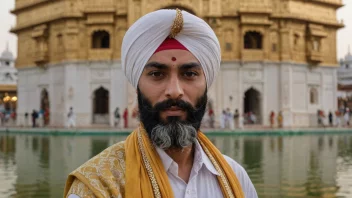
[64,126,244,198]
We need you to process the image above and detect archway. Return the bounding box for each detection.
[243,88,261,124]
[244,31,263,49]
[93,87,109,124]
[92,30,110,49]
[40,89,50,125]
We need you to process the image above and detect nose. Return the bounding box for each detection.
[165,75,184,100]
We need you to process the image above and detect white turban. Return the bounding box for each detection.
[121,9,221,88]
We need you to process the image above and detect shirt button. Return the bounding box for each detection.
[187,189,191,194]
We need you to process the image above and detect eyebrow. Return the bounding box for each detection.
[144,62,168,70]
[179,62,202,70]
[144,62,201,70]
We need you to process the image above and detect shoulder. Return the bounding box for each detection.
[223,155,258,198]
[73,141,126,175]
[67,141,126,197]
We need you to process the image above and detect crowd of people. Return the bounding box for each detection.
[23,107,50,128]
[15,105,352,129]
[316,107,352,128]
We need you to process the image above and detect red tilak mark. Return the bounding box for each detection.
[171,57,177,61]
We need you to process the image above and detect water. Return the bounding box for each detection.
[1,133,352,198]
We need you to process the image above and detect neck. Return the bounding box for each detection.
[165,144,194,166]
[165,144,195,183]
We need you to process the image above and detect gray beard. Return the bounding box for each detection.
[150,122,197,150]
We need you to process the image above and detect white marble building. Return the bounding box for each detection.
[337,47,352,98]
[0,45,18,87]
[16,59,337,127]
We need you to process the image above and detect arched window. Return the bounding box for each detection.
[310,87,318,104]
[92,30,110,49]
[244,31,262,49]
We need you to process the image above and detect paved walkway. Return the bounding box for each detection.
[1,125,352,136]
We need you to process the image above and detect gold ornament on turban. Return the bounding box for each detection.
[169,8,183,38]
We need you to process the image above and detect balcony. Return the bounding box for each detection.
[307,51,323,64]
[34,51,49,65]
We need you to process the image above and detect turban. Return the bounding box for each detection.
[121,9,221,88]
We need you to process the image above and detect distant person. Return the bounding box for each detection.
[123,108,128,128]
[31,110,38,128]
[277,111,283,128]
[328,111,333,127]
[24,112,29,127]
[234,109,239,129]
[220,110,226,129]
[250,112,257,124]
[44,108,50,126]
[335,110,341,127]
[208,108,215,128]
[238,113,244,130]
[67,107,76,128]
[114,107,121,128]
[227,108,234,130]
[344,108,350,126]
[270,111,275,128]
[318,110,326,128]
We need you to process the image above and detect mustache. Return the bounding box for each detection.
[140,98,206,113]
[154,99,194,111]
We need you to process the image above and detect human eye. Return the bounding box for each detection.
[183,71,198,78]
[148,71,165,79]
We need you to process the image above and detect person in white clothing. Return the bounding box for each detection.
[67,107,76,128]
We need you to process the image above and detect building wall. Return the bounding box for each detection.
[17,62,129,127]
[11,0,343,127]
[16,60,337,127]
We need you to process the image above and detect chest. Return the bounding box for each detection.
[167,169,223,198]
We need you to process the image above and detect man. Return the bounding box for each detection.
[64,9,257,198]
[328,111,333,127]
[31,109,38,128]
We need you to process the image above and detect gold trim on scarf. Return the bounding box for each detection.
[169,8,183,38]
[199,140,235,198]
[136,125,242,198]
[137,128,162,198]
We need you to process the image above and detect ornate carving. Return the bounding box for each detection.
[12,0,342,67]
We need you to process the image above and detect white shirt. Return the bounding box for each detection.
[68,141,258,198]
[155,141,257,198]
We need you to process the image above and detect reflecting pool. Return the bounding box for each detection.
[1,133,352,197]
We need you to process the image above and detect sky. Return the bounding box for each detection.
[0,0,351,60]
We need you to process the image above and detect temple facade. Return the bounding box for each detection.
[10,0,343,127]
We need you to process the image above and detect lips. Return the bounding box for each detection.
[163,106,185,116]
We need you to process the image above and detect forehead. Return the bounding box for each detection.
[147,49,201,66]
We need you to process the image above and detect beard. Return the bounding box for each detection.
[137,88,207,150]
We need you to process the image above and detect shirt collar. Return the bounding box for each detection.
[155,140,220,176]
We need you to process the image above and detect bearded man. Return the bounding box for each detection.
[64,9,257,198]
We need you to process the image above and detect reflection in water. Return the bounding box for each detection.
[1,133,352,197]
